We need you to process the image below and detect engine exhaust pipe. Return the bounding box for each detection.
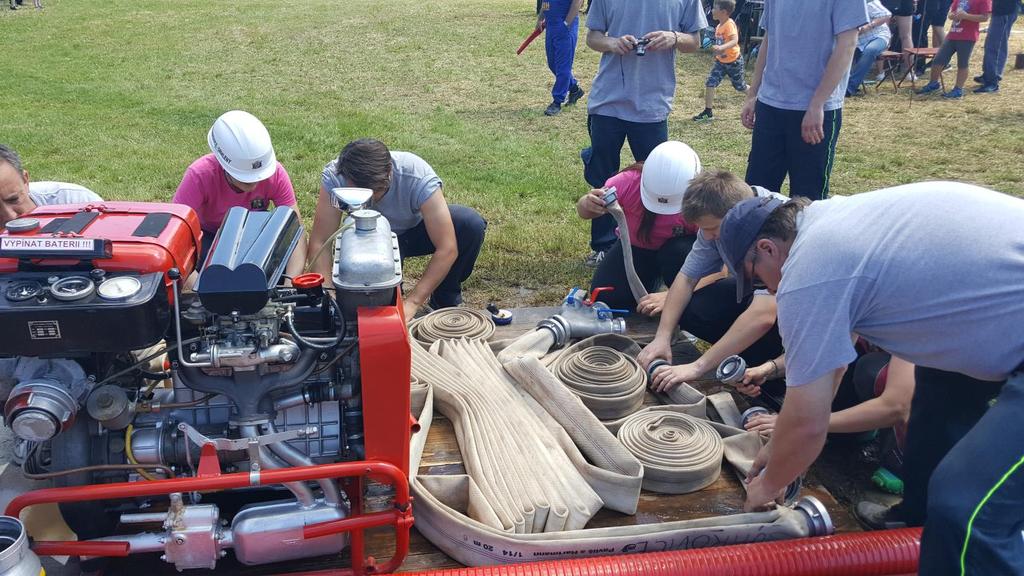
[0,517,42,576]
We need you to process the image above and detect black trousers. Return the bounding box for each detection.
[397,204,487,309]
[583,113,668,252]
[678,277,784,368]
[590,235,696,311]
[745,101,843,201]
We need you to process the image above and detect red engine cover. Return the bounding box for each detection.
[0,201,202,293]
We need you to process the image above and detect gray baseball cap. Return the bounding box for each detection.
[719,195,786,302]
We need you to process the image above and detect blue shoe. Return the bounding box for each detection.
[973,84,999,94]
[941,87,964,99]
[916,81,941,95]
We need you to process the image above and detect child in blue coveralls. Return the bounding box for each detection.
[537,0,586,116]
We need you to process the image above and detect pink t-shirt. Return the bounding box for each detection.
[606,169,696,251]
[173,154,297,232]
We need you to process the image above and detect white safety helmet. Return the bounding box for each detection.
[639,141,702,215]
[207,110,278,183]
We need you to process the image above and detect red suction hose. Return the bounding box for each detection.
[396,528,922,576]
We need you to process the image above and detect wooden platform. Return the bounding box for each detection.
[370,306,862,572]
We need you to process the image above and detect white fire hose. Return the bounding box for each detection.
[407,324,833,567]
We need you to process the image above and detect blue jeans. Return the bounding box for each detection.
[544,3,579,102]
[583,114,668,251]
[981,10,1020,87]
[847,37,889,94]
[396,204,487,309]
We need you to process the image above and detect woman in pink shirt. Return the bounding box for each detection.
[173,110,306,276]
[575,141,701,312]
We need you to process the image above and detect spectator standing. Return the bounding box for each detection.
[580,0,706,267]
[693,0,749,122]
[881,0,916,75]
[914,0,948,56]
[538,0,586,116]
[848,1,893,96]
[742,0,868,201]
[974,0,1020,92]
[916,0,991,99]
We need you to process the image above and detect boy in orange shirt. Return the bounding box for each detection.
[693,0,748,121]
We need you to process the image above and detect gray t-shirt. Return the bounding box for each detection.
[586,0,707,123]
[758,0,868,112]
[681,187,787,281]
[778,182,1024,386]
[321,151,442,235]
[28,181,102,206]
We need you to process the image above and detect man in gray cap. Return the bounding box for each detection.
[718,182,1024,574]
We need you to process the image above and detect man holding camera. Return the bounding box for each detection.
[580,0,706,267]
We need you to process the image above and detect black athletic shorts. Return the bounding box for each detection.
[882,0,915,16]
[918,0,948,27]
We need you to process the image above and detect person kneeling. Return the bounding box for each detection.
[309,139,487,320]
[576,140,702,312]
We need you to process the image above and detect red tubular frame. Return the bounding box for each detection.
[4,461,413,574]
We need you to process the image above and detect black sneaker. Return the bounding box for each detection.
[854,501,907,530]
[566,86,585,106]
[544,100,562,116]
[974,75,985,84]
[692,109,713,121]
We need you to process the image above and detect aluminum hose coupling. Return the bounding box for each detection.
[0,516,42,576]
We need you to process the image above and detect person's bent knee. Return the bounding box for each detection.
[453,206,487,243]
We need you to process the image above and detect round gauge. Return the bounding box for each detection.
[97,276,142,301]
[50,276,96,302]
[5,281,43,302]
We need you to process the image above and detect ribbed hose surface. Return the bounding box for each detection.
[605,200,648,303]
[548,345,646,420]
[617,410,723,493]
[406,528,922,576]
[410,309,496,346]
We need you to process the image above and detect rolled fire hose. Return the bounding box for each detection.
[503,356,645,514]
[410,308,496,346]
[548,345,646,420]
[617,411,723,494]
[604,191,649,303]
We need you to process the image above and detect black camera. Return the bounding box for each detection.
[634,38,651,56]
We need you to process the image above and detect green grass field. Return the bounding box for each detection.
[4,0,1023,307]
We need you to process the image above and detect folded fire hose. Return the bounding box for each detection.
[407,319,833,567]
